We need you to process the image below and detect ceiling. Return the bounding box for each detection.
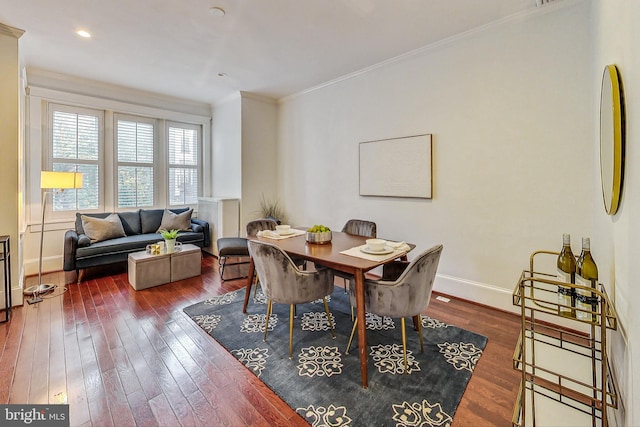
[0,0,550,105]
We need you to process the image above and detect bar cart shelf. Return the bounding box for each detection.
[512,250,618,427]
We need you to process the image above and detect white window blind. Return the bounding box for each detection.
[168,124,199,206]
[116,118,155,208]
[44,103,203,216]
[50,107,101,211]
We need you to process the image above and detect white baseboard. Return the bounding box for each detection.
[21,257,518,313]
[434,273,518,315]
[5,269,25,307]
[23,255,64,277]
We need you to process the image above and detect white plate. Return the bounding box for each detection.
[360,245,394,255]
[277,230,295,236]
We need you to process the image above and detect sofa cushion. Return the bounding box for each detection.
[76,212,111,235]
[118,210,142,235]
[140,208,188,234]
[81,213,127,243]
[157,209,193,232]
[76,234,164,259]
[75,232,204,259]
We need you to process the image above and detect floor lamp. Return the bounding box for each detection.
[25,171,83,304]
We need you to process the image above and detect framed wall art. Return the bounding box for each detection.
[359,134,432,199]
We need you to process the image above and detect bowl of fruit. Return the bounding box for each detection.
[306,225,332,244]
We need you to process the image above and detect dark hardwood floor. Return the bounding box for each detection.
[0,255,520,426]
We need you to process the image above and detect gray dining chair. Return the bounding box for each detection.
[341,219,377,238]
[337,219,377,278]
[336,219,377,307]
[246,218,278,236]
[245,219,306,299]
[248,240,336,358]
[345,244,443,373]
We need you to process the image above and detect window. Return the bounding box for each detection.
[49,105,102,212]
[168,123,199,206]
[44,102,203,218]
[116,116,156,208]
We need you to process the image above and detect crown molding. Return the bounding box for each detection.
[279,0,583,104]
[240,91,277,105]
[26,67,212,118]
[0,22,24,39]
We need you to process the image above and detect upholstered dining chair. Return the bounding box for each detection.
[248,240,336,358]
[341,219,377,238]
[337,219,377,303]
[345,244,443,373]
[244,218,306,297]
[246,218,278,236]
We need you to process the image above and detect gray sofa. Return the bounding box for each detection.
[63,208,210,278]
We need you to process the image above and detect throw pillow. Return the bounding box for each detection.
[81,213,126,243]
[157,208,193,233]
[77,234,92,247]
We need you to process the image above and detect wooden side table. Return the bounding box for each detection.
[0,235,11,323]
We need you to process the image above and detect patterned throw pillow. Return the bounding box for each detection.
[81,213,126,243]
[157,209,193,233]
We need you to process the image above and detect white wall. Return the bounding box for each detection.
[0,23,23,305]
[212,92,279,235]
[240,93,279,231]
[278,1,593,310]
[212,94,242,199]
[592,1,640,425]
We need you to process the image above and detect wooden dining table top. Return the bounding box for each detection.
[250,229,413,273]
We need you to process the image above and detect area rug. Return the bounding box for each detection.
[183,286,487,427]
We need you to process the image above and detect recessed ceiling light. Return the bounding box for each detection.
[209,7,225,17]
[76,30,91,38]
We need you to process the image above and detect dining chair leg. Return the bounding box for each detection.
[418,315,424,353]
[253,273,259,299]
[263,300,273,342]
[401,317,408,374]
[289,304,295,359]
[345,318,358,355]
[322,297,336,339]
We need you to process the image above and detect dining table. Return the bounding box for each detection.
[243,229,414,389]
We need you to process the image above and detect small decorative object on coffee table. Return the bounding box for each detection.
[306,224,332,244]
[159,228,180,253]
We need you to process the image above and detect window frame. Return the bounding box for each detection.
[166,121,202,207]
[45,103,105,219]
[114,113,159,209]
[39,95,207,224]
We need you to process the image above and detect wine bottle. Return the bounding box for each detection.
[575,237,598,322]
[557,233,576,317]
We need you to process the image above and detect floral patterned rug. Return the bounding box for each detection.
[183,286,487,427]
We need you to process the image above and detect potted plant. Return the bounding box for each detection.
[159,228,180,253]
[258,195,287,225]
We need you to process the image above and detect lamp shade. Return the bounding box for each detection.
[40,171,83,189]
